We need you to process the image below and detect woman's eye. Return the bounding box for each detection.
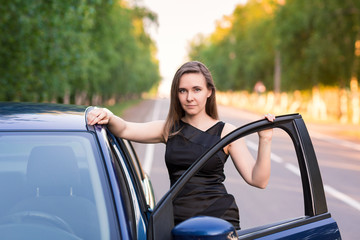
[194,88,201,92]
[179,89,186,93]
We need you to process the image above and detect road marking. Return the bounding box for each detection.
[284,160,360,212]
[285,163,301,176]
[248,140,360,212]
[247,140,283,163]
[143,144,155,175]
[246,140,258,152]
[271,153,283,163]
[324,185,360,212]
[143,100,162,175]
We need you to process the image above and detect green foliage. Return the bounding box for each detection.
[0,0,160,103]
[188,0,360,92]
[274,0,360,89]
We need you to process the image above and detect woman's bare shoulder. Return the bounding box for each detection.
[221,122,237,138]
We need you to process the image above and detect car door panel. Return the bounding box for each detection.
[148,114,341,240]
[257,217,340,239]
[237,213,340,239]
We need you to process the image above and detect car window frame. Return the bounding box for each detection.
[147,114,331,240]
[123,140,144,181]
[93,126,133,240]
[122,139,155,210]
[106,129,151,239]
[115,138,151,213]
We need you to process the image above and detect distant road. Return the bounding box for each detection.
[123,98,359,240]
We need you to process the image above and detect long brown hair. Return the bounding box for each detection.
[164,61,218,139]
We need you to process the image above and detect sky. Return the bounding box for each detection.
[138,0,247,82]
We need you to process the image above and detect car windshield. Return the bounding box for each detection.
[0,132,112,240]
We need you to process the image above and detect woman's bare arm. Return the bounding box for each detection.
[87,108,166,143]
[222,114,275,189]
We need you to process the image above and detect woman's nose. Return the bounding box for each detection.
[186,92,193,101]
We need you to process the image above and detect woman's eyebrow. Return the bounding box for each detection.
[178,85,203,89]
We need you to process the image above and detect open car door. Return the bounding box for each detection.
[147,114,341,240]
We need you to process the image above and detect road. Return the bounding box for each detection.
[123,98,360,240]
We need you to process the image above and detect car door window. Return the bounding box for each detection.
[123,140,155,210]
[224,129,304,230]
[123,140,143,181]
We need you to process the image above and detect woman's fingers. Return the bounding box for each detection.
[87,108,111,125]
[88,109,100,125]
[264,113,275,122]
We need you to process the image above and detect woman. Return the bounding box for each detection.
[87,61,275,229]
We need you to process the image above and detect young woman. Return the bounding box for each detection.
[87,61,275,229]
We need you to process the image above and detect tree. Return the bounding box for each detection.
[188,0,360,92]
[188,0,277,91]
[0,0,160,103]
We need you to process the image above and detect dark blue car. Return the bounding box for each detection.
[0,102,341,239]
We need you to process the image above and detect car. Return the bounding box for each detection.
[0,102,342,239]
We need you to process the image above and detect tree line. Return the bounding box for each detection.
[0,0,160,104]
[188,0,360,93]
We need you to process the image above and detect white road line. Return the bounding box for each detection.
[246,140,258,152]
[271,153,283,163]
[284,161,360,212]
[247,140,283,163]
[143,100,162,175]
[324,185,360,212]
[247,140,360,212]
[143,144,154,175]
[285,163,301,176]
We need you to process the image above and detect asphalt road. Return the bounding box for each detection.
[123,98,359,240]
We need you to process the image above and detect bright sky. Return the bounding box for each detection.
[139,0,247,81]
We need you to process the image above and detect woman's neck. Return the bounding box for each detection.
[182,113,217,130]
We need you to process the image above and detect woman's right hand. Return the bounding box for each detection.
[87,107,114,126]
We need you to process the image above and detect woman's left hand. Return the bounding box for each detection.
[258,113,275,140]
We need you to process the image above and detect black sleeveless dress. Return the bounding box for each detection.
[165,120,240,229]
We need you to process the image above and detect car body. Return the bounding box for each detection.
[0,102,341,239]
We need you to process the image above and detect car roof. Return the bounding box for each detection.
[0,102,89,131]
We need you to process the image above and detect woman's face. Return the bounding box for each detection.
[178,73,212,117]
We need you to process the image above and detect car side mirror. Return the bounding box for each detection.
[172,216,238,240]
